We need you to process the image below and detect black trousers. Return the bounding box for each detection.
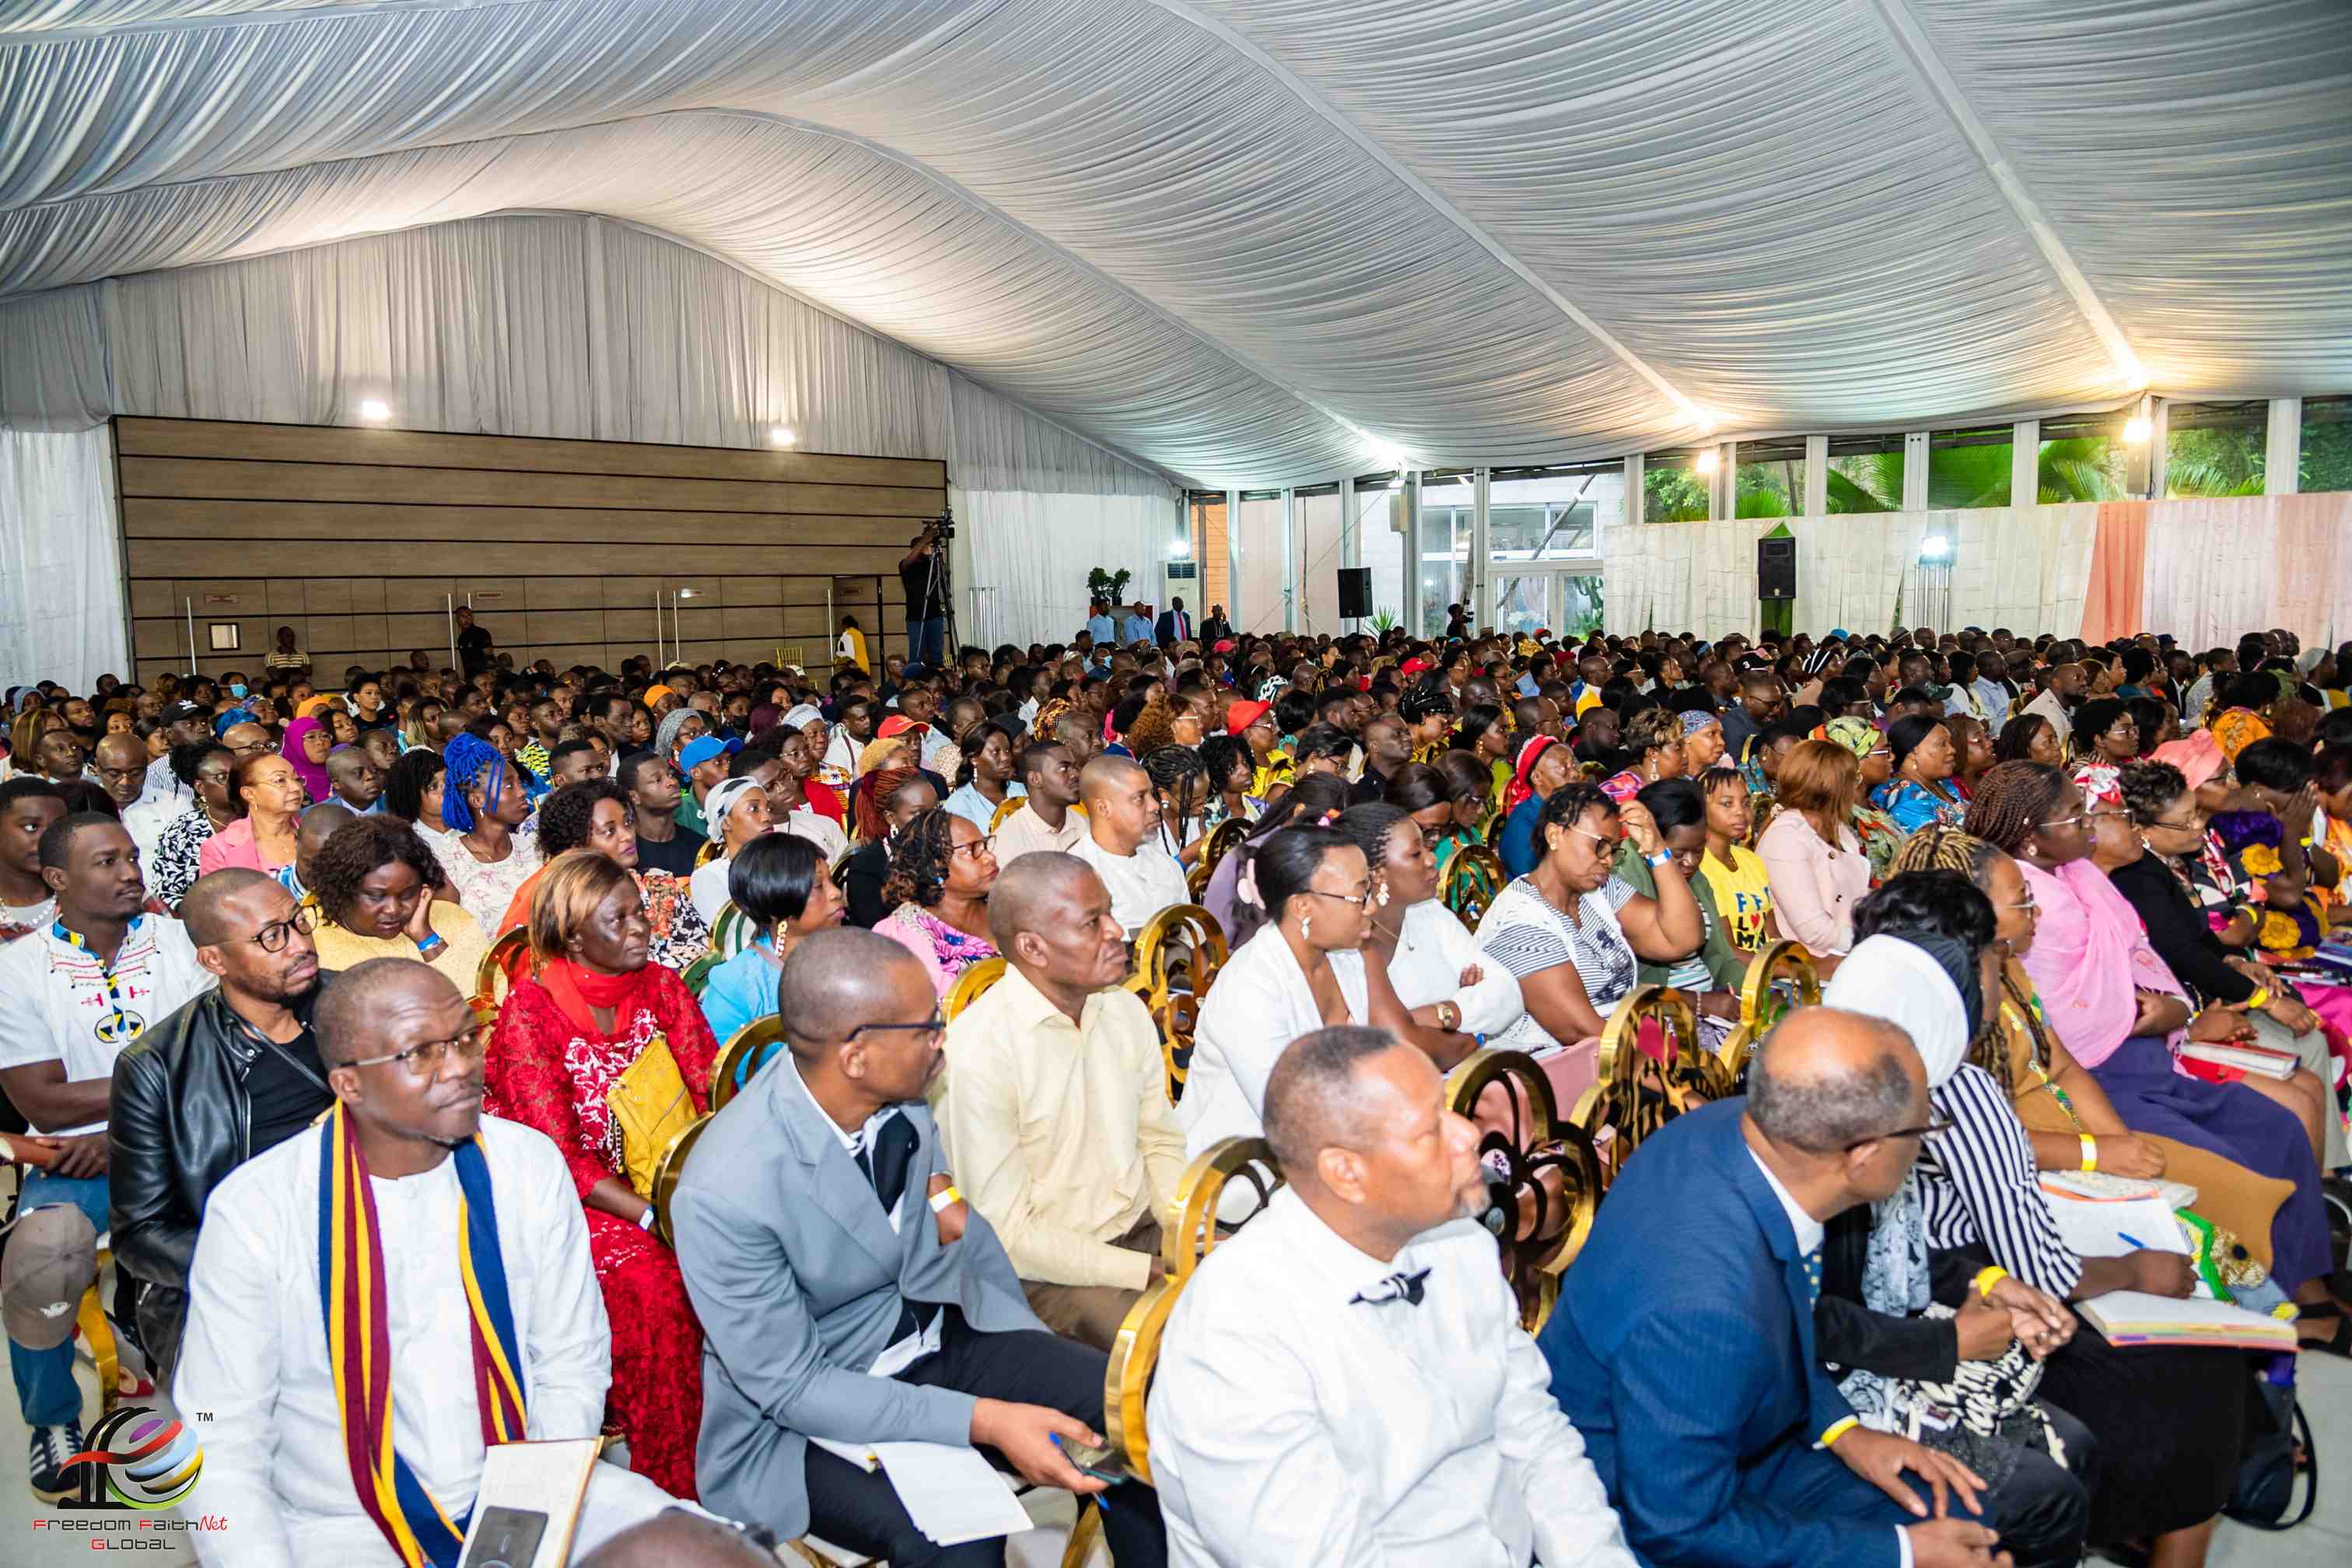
[803,1314,1167,1568]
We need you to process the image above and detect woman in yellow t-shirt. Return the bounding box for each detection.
[1697,766,1775,950]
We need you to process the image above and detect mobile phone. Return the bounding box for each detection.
[460,1505,548,1568]
[1055,1435,1129,1482]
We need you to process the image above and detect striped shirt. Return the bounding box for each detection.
[1913,1062,2084,1299]
[1476,876,1637,1054]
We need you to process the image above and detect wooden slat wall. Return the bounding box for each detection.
[117,418,943,683]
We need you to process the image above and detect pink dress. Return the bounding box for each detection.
[195,816,288,878]
[875,903,999,999]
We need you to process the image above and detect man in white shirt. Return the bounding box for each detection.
[938,854,1185,1350]
[990,740,1087,866]
[174,958,680,1567]
[1069,757,1188,940]
[1149,1024,1637,1568]
[0,814,214,1496]
[2017,661,2085,741]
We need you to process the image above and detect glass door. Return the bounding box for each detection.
[1493,571,1604,641]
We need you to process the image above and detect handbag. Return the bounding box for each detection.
[2226,1365,2318,1530]
[607,1034,695,1198]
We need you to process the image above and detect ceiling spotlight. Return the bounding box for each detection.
[768,425,796,447]
[2122,415,2151,445]
[358,398,390,423]
[1388,473,1405,491]
[1692,449,1720,476]
[1168,537,1192,559]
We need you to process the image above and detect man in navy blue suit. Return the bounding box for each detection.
[1540,1007,2011,1568]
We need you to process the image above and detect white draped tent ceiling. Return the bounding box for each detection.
[3,0,2349,490]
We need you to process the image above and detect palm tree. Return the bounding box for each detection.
[1825,437,2122,513]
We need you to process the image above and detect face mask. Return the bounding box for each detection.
[229,684,248,698]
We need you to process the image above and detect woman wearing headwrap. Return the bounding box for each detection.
[1823,715,1907,883]
[427,730,542,936]
[276,714,333,805]
[1496,734,1579,880]
[1596,707,1683,806]
[1818,922,2098,1568]
[1676,708,1725,775]
[688,775,777,928]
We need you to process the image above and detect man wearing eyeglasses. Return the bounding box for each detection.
[173,957,684,1566]
[0,814,214,1499]
[674,927,1171,1566]
[108,868,335,1383]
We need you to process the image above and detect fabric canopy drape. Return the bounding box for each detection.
[0,212,1181,676]
[0,427,125,691]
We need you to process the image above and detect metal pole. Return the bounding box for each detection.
[185,598,196,677]
[653,588,664,669]
[445,594,457,675]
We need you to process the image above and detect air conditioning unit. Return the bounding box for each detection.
[1163,558,1201,601]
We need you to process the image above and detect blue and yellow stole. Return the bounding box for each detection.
[317,1103,528,1568]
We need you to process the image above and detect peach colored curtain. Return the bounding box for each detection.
[2077,501,2147,643]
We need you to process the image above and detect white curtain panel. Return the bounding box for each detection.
[0,427,126,692]
[2143,494,2352,650]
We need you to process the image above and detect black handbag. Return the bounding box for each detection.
[2224,1370,2317,1530]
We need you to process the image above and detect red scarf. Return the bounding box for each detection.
[537,957,658,1039]
[1505,736,1559,812]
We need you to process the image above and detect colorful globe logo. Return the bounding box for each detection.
[64,1406,203,1510]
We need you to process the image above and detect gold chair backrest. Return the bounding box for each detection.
[989,795,1027,832]
[1439,845,1507,930]
[1716,940,1820,1086]
[1102,1136,1283,1483]
[1195,817,1248,883]
[649,1115,712,1248]
[694,837,723,869]
[710,901,753,958]
[1124,903,1229,1101]
[944,956,1008,1023]
[710,1017,787,1112]
[474,926,531,1012]
[1575,985,1734,1181]
[1444,1048,1605,1334]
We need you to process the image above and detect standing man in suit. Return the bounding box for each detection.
[1539,1007,2010,1568]
[1155,598,1193,649]
[671,928,1167,1567]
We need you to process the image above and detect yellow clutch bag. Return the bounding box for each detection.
[608,1034,695,1197]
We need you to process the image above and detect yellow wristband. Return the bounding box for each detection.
[1973,1265,2010,1301]
[1818,1416,1860,1450]
[927,1185,964,1214]
[2078,1135,2097,1173]
[2245,987,2271,1010]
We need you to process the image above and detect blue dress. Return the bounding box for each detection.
[699,940,781,1047]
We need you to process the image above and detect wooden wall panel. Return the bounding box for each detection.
[119,417,942,681]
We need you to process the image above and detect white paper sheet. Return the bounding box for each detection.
[2035,1186,2187,1262]
[872,1441,1034,1547]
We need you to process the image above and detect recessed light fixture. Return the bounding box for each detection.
[358,398,390,423]
[1168,537,1192,558]
[769,425,796,447]
[1921,535,1952,562]
[676,588,700,600]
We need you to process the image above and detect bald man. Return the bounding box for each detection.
[176,958,678,1566]
[95,731,174,877]
[282,800,355,901]
[1069,754,1188,940]
[672,929,1170,1566]
[1150,1025,1636,1567]
[937,854,1185,1349]
[1542,1009,2011,1568]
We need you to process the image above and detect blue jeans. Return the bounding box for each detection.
[9,1171,110,1426]
[908,614,947,669]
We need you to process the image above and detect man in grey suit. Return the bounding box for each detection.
[672,928,1167,1567]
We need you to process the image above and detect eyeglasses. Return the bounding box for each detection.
[2147,811,2203,832]
[249,902,320,951]
[950,836,995,863]
[2035,811,2091,830]
[1305,886,1374,910]
[1564,824,1625,855]
[1843,1115,1953,1151]
[1994,894,2040,916]
[345,1024,490,1075]
[847,1013,947,1045]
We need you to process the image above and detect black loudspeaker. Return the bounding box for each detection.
[1758,537,1797,601]
[1337,567,1373,619]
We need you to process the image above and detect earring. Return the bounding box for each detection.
[1300,911,1314,943]
[1374,882,1391,908]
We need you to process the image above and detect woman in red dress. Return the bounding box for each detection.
[483,849,718,1498]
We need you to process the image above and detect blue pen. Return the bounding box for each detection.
[2116,1232,2148,1250]
[1050,1434,1113,1511]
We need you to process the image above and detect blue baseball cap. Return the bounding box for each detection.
[679,736,736,772]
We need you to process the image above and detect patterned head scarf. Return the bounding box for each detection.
[1823,716,1881,760]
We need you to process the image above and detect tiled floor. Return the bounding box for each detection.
[0,1266,2339,1566]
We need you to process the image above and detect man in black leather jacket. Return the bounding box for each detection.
[109,870,336,1376]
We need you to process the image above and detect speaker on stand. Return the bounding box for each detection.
[1337,567,1372,622]
[1757,537,1796,601]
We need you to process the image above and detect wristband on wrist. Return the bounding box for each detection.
[1973,1265,2010,1300]
[1818,1416,1860,1450]
[2244,986,2271,1010]
[2078,1134,2097,1173]
[928,1185,964,1214]
[415,930,446,954]
[636,1206,657,1232]
[1646,849,1673,868]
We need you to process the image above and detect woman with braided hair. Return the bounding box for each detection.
[422,729,540,935]
[1198,733,1263,831]
[1140,743,1209,865]
[1965,763,2336,1307]
[1398,679,1455,765]
[873,806,999,999]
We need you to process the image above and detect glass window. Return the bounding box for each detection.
[2300,396,2352,495]
[1295,486,1342,634]
[2164,401,2266,498]
[1926,426,2014,509]
[1234,491,1284,635]
[1641,450,1710,523]
[2034,411,2128,503]
[1734,439,1804,519]
[1490,572,1604,642]
[1489,462,1620,560]
[1419,471,1475,638]
[1186,493,1228,624]
[1351,480,1407,632]
[1826,432,1902,513]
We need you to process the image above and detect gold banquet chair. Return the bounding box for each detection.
[473,925,532,1015]
[1576,985,1736,1183]
[1438,844,1507,930]
[1185,817,1248,903]
[944,956,1008,1023]
[709,1017,788,1112]
[989,795,1027,832]
[1716,940,1821,1087]
[1444,1048,1605,1334]
[1122,904,1229,1101]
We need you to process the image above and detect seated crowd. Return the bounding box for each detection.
[0,609,2346,1568]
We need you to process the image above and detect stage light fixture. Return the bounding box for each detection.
[1920,534,1952,562]
[1693,449,1720,475]
[769,425,796,446]
[2122,415,2151,445]
[1168,537,1192,558]
[358,398,390,423]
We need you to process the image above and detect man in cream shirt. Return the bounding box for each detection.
[990,740,1088,866]
[1149,1024,1636,1568]
[936,853,1186,1350]
[1068,755,1188,939]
